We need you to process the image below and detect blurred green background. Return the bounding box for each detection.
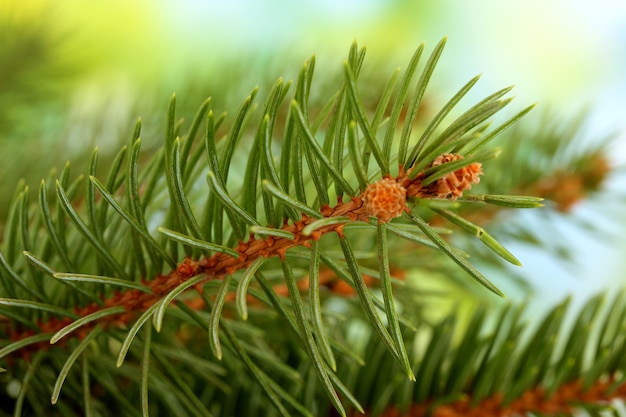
[1,0,625,308]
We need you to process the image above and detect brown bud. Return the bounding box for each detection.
[362,177,408,222]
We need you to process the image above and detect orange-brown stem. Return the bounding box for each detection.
[4,156,478,361]
[357,375,626,417]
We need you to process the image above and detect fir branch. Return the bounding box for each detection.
[342,293,626,417]
[0,39,550,416]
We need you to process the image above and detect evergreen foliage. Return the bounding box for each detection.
[0,39,620,417]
